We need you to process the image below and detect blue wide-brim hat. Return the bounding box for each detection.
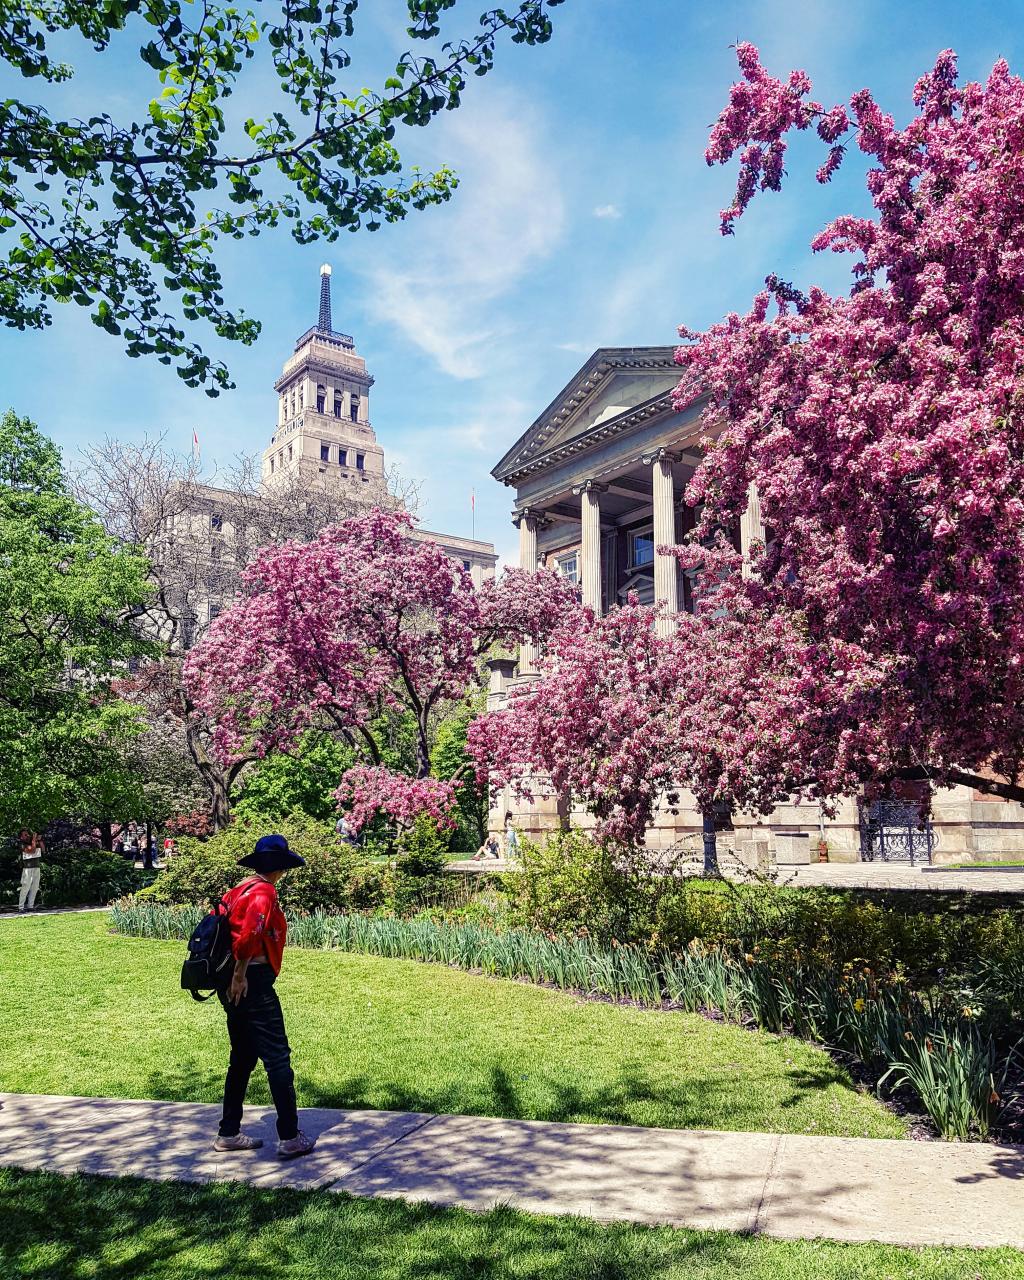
[237,833,306,873]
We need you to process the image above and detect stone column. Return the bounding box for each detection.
[643,449,680,633]
[514,509,543,673]
[573,480,606,613]
[739,481,765,580]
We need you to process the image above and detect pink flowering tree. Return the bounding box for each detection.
[184,508,574,833]
[470,556,879,871]
[674,45,1024,810]
[469,600,679,848]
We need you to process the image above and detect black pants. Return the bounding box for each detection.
[217,965,298,1140]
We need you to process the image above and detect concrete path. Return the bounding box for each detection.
[1,1093,1023,1249]
[776,862,1024,893]
[0,905,110,921]
[450,857,1024,893]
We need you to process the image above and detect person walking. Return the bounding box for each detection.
[213,833,316,1160]
[17,830,43,912]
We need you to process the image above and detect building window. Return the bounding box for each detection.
[349,395,359,423]
[628,527,655,568]
[210,513,223,532]
[270,456,275,474]
[320,443,330,462]
[333,396,342,418]
[356,452,365,471]
[316,392,325,414]
[462,559,471,571]
[556,551,579,586]
[208,603,221,622]
[287,444,293,461]
[338,448,347,467]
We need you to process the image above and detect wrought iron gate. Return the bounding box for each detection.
[859,798,933,864]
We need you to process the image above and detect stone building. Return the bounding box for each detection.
[160,266,497,648]
[487,345,1024,866]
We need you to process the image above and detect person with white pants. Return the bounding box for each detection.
[18,829,42,912]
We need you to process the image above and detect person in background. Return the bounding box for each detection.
[335,814,357,849]
[17,829,44,912]
[213,833,316,1161]
[472,834,502,861]
[503,812,520,861]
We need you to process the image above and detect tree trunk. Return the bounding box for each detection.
[209,782,231,833]
[702,807,719,877]
[98,821,113,852]
[184,718,233,832]
[415,717,431,781]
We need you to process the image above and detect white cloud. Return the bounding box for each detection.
[593,203,623,220]
[355,90,566,380]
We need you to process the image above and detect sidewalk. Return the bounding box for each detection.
[448,858,1024,893]
[1,1093,1022,1249]
[0,905,109,920]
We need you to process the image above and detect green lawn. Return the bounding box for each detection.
[3,1168,1020,1280]
[0,913,904,1138]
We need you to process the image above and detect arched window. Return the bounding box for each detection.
[316,385,326,414]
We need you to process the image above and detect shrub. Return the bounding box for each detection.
[502,829,660,942]
[139,812,382,913]
[504,831,1024,987]
[0,843,151,908]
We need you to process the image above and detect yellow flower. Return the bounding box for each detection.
[853,997,866,1013]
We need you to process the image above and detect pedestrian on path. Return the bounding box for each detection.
[17,829,43,912]
[213,833,316,1161]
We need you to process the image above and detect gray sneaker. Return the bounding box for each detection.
[277,1130,316,1160]
[213,1133,264,1152]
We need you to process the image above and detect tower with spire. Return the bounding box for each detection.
[262,264,383,492]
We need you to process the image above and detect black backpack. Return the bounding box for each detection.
[180,882,257,1001]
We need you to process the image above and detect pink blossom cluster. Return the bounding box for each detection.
[334,765,459,833]
[705,42,849,232]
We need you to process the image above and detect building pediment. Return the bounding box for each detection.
[492,347,680,485]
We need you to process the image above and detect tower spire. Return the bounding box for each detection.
[318,263,332,333]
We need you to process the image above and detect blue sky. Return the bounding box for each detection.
[2,0,1022,564]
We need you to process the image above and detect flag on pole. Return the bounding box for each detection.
[192,428,200,459]
[471,488,475,539]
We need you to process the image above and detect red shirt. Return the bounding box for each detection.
[223,877,287,975]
